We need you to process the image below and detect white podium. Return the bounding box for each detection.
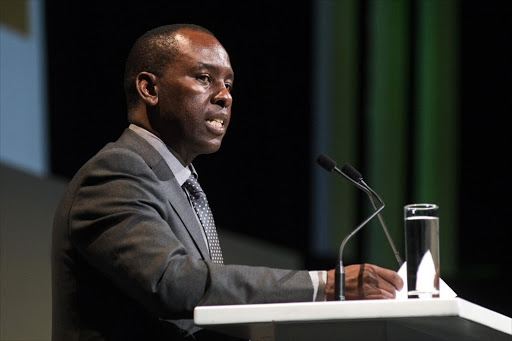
[194,298,512,340]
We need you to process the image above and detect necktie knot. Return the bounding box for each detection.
[184,175,203,197]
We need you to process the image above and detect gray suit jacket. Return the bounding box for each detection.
[52,129,313,340]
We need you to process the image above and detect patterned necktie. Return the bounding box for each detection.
[183,175,224,264]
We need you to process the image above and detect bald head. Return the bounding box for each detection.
[123,24,215,111]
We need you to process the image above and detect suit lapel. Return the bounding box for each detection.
[116,129,210,260]
[153,159,210,260]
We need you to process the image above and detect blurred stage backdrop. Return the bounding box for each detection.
[1,0,511,339]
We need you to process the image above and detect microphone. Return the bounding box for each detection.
[339,163,403,267]
[316,154,369,194]
[316,153,403,300]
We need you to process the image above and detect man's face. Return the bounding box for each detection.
[153,29,234,165]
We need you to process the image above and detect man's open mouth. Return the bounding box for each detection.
[207,118,224,128]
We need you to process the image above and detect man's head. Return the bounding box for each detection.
[124,24,234,165]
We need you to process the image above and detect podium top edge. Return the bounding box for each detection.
[194,298,511,336]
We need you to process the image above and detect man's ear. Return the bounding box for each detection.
[135,72,158,106]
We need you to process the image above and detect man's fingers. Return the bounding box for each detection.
[373,265,404,291]
[376,277,398,297]
[365,289,395,300]
[358,283,395,300]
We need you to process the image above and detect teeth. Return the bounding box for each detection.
[207,119,224,128]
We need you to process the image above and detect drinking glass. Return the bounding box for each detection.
[404,203,440,299]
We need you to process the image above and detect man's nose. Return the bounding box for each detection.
[212,86,232,108]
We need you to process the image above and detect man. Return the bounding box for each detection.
[52,24,403,340]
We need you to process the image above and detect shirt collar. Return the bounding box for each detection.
[128,124,196,186]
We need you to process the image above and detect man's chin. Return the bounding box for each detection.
[196,139,224,156]
[204,143,222,155]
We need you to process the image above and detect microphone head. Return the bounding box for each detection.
[341,163,363,182]
[316,153,337,172]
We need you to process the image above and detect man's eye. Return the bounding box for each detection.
[225,83,233,92]
[197,75,211,83]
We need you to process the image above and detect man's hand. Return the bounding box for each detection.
[325,264,403,300]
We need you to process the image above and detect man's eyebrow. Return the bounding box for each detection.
[196,62,234,80]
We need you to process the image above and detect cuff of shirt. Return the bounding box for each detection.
[308,270,327,301]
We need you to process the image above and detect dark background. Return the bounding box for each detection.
[455,1,511,315]
[45,1,511,316]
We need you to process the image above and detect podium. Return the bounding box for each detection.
[194,298,512,340]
